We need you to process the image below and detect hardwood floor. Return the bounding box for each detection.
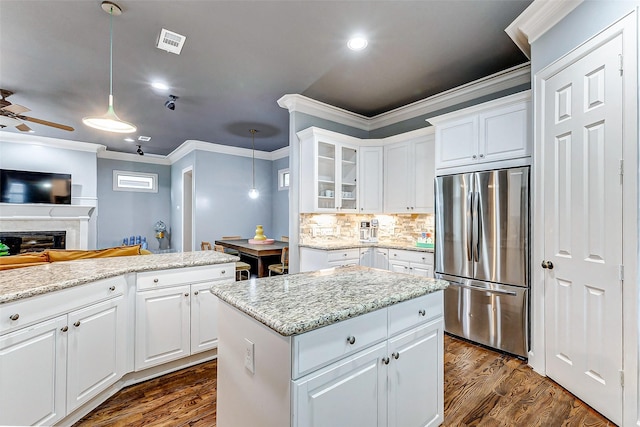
[74,335,613,426]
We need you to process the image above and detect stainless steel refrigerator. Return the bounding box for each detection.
[435,166,529,358]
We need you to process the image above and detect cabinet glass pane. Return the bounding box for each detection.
[318,142,336,209]
[341,146,357,210]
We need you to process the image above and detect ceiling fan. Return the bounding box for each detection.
[0,89,74,132]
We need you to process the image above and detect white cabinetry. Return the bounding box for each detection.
[298,127,359,213]
[432,91,531,172]
[384,133,435,213]
[0,276,127,426]
[360,247,389,270]
[388,249,434,277]
[358,146,384,213]
[299,247,360,272]
[135,264,234,371]
[293,292,444,427]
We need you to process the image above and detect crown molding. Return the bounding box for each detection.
[270,146,290,161]
[167,139,282,164]
[0,131,105,153]
[428,90,531,125]
[279,63,531,132]
[506,0,584,59]
[97,147,171,165]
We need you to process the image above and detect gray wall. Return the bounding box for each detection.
[271,156,290,240]
[193,150,273,245]
[96,158,171,250]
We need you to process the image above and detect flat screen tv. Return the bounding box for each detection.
[0,169,72,204]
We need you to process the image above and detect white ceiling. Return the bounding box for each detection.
[0,0,531,155]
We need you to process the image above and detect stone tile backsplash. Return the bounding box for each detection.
[299,213,434,245]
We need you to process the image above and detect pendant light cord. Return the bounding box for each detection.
[109,5,114,100]
[251,129,256,187]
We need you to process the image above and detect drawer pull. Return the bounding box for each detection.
[61,326,68,332]
[392,352,400,360]
[194,291,199,295]
[109,286,116,291]
[185,293,189,297]
[381,357,390,365]
[221,270,226,274]
[153,278,159,283]
[418,309,426,316]
[346,336,356,345]
[74,321,81,327]
[9,314,19,321]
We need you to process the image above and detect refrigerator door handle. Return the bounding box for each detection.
[472,191,480,262]
[447,281,518,297]
[466,191,473,262]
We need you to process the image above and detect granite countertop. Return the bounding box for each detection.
[0,251,238,304]
[210,265,448,336]
[299,241,434,253]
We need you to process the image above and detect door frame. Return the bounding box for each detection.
[181,166,194,252]
[531,10,637,425]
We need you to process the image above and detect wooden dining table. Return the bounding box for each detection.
[214,239,288,278]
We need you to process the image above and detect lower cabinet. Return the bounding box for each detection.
[293,293,444,427]
[135,264,234,371]
[0,277,127,426]
[388,249,434,278]
[300,247,360,271]
[359,248,389,270]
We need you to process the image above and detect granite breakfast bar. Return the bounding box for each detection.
[210,266,448,427]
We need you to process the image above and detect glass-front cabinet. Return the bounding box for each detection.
[299,127,359,213]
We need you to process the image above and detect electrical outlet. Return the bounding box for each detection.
[244,338,255,374]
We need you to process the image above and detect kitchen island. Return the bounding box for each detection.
[210,266,448,427]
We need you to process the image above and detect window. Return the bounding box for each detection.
[278,168,290,191]
[113,170,158,193]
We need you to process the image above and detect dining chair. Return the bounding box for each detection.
[214,245,250,280]
[201,241,213,251]
[281,236,289,242]
[268,247,289,276]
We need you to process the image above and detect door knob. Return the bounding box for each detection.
[541,260,554,270]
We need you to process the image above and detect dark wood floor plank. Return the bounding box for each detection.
[75,335,613,427]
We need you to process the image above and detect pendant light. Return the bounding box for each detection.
[83,1,136,133]
[248,129,259,199]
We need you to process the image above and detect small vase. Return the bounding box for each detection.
[254,225,267,241]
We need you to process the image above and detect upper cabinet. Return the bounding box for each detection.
[384,131,435,214]
[358,146,383,213]
[298,128,360,213]
[430,91,531,172]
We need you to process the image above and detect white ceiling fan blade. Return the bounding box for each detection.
[1,104,30,114]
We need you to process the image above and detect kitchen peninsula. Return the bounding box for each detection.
[210,266,448,427]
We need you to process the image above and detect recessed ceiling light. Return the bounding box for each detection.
[124,137,134,142]
[347,36,368,51]
[151,81,169,90]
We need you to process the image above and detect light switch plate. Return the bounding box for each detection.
[244,338,255,374]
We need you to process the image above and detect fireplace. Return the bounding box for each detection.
[0,231,66,255]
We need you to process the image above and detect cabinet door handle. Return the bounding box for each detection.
[418,309,426,316]
[479,154,485,158]
[392,352,400,360]
[153,278,159,283]
[406,207,410,210]
[346,336,356,345]
[74,321,81,327]
[185,293,190,297]
[381,357,390,365]
[9,314,19,321]
[194,291,199,295]
[472,155,477,159]
[221,270,226,274]
[109,286,116,291]
[61,326,69,332]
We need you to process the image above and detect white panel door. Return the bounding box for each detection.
[413,136,435,213]
[135,285,191,370]
[359,146,383,213]
[190,282,219,354]
[67,295,126,413]
[543,32,623,424]
[387,320,443,427]
[0,315,67,426]
[384,141,412,212]
[293,342,387,427]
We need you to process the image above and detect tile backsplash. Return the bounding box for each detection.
[299,213,434,245]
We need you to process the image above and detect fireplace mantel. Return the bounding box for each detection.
[0,204,95,249]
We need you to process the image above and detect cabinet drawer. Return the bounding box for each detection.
[388,292,443,337]
[0,276,126,335]
[389,250,433,265]
[292,308,387,379]
[137,263,234,290]
[326,249,359,262]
